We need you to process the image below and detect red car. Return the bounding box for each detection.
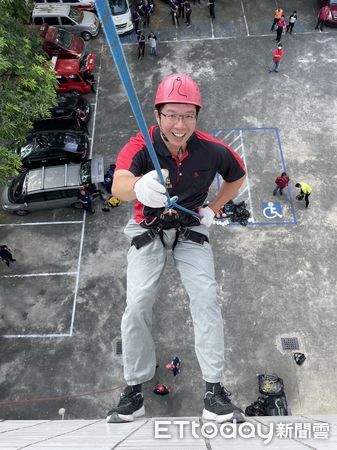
[40,24,85,59]
[320,0,337,25]
[52,54,96,95]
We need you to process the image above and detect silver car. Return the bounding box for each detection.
[1,158,104,216]
[31,4,100,40]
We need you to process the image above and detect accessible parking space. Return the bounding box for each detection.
[211,128,296,225]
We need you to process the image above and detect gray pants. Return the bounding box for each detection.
[121,219,224,385]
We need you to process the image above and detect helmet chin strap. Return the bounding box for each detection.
[160,129,169,142]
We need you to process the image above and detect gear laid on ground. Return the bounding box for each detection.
[222,200,251,226]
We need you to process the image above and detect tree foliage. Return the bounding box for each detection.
[0,0,57,185]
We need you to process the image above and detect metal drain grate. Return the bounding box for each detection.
[116,339,123,355]
[281,337,299,350]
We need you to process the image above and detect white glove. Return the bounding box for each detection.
[200,206,215,228]
[134,169,168,208]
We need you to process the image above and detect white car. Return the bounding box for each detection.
[109,0,134,35]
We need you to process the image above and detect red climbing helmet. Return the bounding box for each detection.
[154,73,202,108]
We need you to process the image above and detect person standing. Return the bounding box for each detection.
[147,32,157,56]
[315,5,330,32]
[170,0,180,27]
[273,172,290,196]
[75,107,88,134]
[141,0,151,29]
[275,15,286,43]
[271,7,283,31]
[0,245,16,267]
[83,71,95,93]
[137,32,146,59]
[286,11,297,34]
[208,0,215,19]
[295,182,312,208]
[269,43,284,73]
[106,73,246,424]
[178,0,185,20]
[185,0,192,27]
[132,10,142,34]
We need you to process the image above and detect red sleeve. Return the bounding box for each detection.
[115,126,156,175]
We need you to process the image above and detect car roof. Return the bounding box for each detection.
[52,94,79,111]
[32,4,72,15]
[26,164,82,193]
[54,57,81,73]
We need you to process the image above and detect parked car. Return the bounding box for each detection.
[109,0,133,35]
[31,4,99,40]
[40,24,85,59]
[50,94,91,122]
[17,130,89,169]
[52,54,96,95]
[1,158,104,216]
[34,0,96,12]
[319,0,337,25]
[32,117,84,133]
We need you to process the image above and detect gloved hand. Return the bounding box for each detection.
[134,169,168,208]
[200,206,215,228]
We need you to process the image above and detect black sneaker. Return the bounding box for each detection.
[202,385,245,423]
[106,386,145,423]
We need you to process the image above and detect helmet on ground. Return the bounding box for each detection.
[154,73,202,108]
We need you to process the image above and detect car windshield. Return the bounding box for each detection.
[9,173,27,202]
[69,6,83,23]
[20,141,41,158]
[109,0,128,15]
[56,29,73,50]
[80,160,91,184]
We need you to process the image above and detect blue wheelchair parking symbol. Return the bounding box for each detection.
[262,202,283,219]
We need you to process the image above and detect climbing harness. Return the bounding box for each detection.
[131,209,209,250]
[95,1,200,219]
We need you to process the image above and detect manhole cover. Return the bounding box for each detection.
[281,337,299,350]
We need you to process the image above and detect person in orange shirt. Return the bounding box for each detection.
[271,7,284,31]
[269,43,284,73]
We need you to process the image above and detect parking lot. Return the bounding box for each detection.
[1,0,337,421]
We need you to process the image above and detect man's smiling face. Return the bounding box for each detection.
[154,103,197,151]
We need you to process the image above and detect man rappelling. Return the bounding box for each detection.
[106,73,246,424]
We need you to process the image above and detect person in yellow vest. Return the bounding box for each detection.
[271,7,284,31]
[295,182,312,209]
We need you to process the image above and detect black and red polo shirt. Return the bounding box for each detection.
[115,126,245,224]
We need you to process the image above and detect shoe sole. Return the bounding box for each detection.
[202,408,245,423]
[106,405,145,423]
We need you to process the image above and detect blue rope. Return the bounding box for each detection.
[95,0,200,218]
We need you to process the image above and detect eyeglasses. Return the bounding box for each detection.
[160,112,197,123]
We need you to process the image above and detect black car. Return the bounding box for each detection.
[32,117,84,133]
[18,130,89,169]
[50,94,91,123]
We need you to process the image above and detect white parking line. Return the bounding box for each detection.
[89,43,103,160]
[68,43,104,336]
[121,30,325,46]
[241,0,249,36]
[238,130,255,222]
[69,212,86,336]
[2,333,71,339]
[0,221,83,227]
[210,19,215,39]
[0,272,77,279]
